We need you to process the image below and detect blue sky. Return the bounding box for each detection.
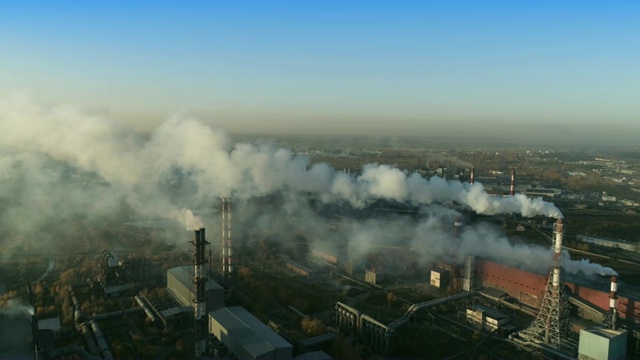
[1,1,638,141]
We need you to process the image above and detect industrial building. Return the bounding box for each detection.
[465,305,513,333]
[578,328,627,360]
[577,234,639,252]
[166,266,225,312]
[209,306,294,360]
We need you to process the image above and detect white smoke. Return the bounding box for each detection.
[171,208,204,231]
[0,94,562,221]
[561,251,618,276]
[0,299,35,317]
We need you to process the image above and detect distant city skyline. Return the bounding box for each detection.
[1,1,638,144]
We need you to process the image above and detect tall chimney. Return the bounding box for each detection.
[552,220,564,295]
[510,169,516,196]
[470,168,475,185]
[553,219,563,262]
[193,228,208,357]
[453,218,463,238]
[221,197,233,282]
[610,276,619,329]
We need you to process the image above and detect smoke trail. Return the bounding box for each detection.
[0,94,563,222]
[171,208,204,231]
[0,299,34,317]
[561,251,618,276]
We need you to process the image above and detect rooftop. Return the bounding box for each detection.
[211,306,292,358]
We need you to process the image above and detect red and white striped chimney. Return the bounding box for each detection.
[610,276,619,328]
[470,168,475,185]
[510,169,516,196]
[553,219,563,261]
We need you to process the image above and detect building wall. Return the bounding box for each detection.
[476,259,547,307]
[166,267,224,311]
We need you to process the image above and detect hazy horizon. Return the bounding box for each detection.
[1,1,638,145]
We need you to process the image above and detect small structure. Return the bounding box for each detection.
[578,327,627,360]
[37,317,61,334]
[430,269,450,289]
[465,305,510,332]
[365,269,377,285]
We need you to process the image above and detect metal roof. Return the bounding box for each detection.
[211,306,292,358]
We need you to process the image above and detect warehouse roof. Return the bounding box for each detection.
[211,306,292,358]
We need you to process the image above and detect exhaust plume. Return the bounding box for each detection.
[561,252,618,276]
[171,208,204,231]
[0,299,35,317]
[0,94,562,220]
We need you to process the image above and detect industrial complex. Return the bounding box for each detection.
[5,166,640,360]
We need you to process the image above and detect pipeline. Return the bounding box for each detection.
[388,291,479,330]
[89,307,143,321]
[69,286,98,356]
[90,320,114,360]
[135,295,159,323]
[45,345,102,360]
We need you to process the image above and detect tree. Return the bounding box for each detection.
[301,317,326,336]
[387,291,397,309]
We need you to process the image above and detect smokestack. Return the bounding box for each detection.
[356,157,360,175]
[221,197,233,282]
[552,266,561,288]
[510,169,516,196]
[193,228,208,357]
[553,219,563,261]
[453,218,463,238]
[610,276,619,329]
[470,168,475,185]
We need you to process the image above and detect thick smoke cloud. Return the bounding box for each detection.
[0,93,576,279]
[0,94,562,222]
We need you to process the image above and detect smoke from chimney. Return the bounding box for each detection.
[0,94,576,275]
[171,208,204,231]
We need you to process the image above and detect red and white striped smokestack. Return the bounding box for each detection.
[610,276,619,327]
[552,266,561,289]
[553,219,563,261]
[510,169,516,196]
[470,168,475,185]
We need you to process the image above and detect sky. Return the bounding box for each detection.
[0,1,638,143]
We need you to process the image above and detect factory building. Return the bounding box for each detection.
[166,266,225,312]
[578,328,627,360]
[473,258,640,324]
[466,305,513,333]
[209,306,293,360]
[430,268,450,289]
[475,259,547,308]
[577,234,638,252]
[286,261,316,277]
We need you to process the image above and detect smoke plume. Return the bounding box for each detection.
[561,252,618,276]
[171,208,204,231]
[0,299,34,317]
[0,94,562,223]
